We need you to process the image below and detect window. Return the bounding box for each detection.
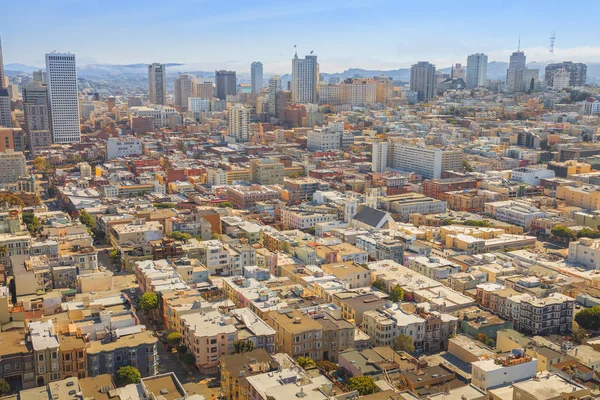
[38,354,44,362]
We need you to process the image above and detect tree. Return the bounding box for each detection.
[307,226,316,235]
[296,356,316,369]
[176,344,187,354]
[218,201,233,208]
[170,231,191,242]
[551,225,576,240]
[153,202,176,209]
[389,285,404,302]
[575,306,600,331]
[372,279,387,291]
[79,210,95,229]
[0,379,10,395]
[233,340,255,354]
[463,220,491,228]
[347,376,378,395]
[0,193,24,207]
[463,159,474,173]
[316,360,338,372]
[475,333,489,344]
[22,212,41,235]
[211,232,220,240]
[139,292,158,311]
[109,249,120,263]
[116,366,141,385]
[167,332,182,345]
[33,157,47,171]
[182,353,196,365]
[577,228,600,239]
[573,327,587,345]
[394,334,415,353]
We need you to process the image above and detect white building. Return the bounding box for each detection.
[148,63,166,105]
[472,350,537,390]
[307,130,341,151]
[0,150,26,183]
[466,53,488,89]
[371,142,388,173]
[106,137,142,159]
[511,167,555,185]
[229,105,249,142]
[292,53,318,104]
[188,98,210,113]
[281,209,337,230]
[130,105,178,129]
[340,78,377,106]
[363,304,425,349]
[568,238,600,269]
[484,201,546,229]
[318,84,341,105]
[553,68,571,90]
[391,144,462,179]
[251,62,263,94]
[45,52,81,143]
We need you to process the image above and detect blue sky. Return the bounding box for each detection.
[2,0,600,74]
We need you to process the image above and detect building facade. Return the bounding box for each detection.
[45,52,81,143]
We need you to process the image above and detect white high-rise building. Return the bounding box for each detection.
[372,142,388,173]
[267,75,281,116]
[466,53,488,89]
[410,62,436,102]
[148,63,167,105]
[229,105,249,142]
[45,52,81,143]
[553,68,571,90]
[251,62,263,94]
[188,98,210,113]
[391,143,462,179]
[292,53,318,104]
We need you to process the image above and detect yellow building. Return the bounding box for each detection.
[557,185,600,210]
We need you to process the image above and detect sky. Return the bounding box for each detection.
[2,0,600,74]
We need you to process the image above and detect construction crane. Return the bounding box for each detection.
[549,31,556,54]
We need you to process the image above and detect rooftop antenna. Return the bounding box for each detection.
[517,35,521,52]
[549,31,556,54]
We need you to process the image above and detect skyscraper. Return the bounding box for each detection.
[545,62,587,87]
[371,142,388,173]
[45,52,81,143]
[215,70,237,100]
[23,83,52,153]
[466,53,488,89]
[410,62,436,102]
[0,37,6,89]
[251,62,263,94]
[174,73,197,111]
[506,51,538,93]
[148,63,167,105]
[292,53,318,104]
[267,75,282,117]
[196,82,214,99]
[228,105,249,142]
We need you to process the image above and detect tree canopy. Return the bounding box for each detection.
[394,334,415,353]
[315,360,338,372]
[551,225,576,239]
[577,228,600,239]
[296,356,316,369]
[575,306,600,331]
[167,332,182,345]
[347,376,378,395]
[139,292,159,311]
[233,340,255,354]
[0,193,25,207]
[23,212,41,235]
[170,231,192,242]
[33,157,47,171]
[389,285,404,302]
[0,379,10,395]
[116,366,141,385]
[79,210,95,229]
[372,279,387,291]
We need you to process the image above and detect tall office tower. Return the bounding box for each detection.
[375,76,394,104]
[196,82,214,99]
[292,53,318,104]
[267,75,282,116]
[148,63,167,105]
[32,70,47,84]
[215,70,236,100]
[552,68,571,90]
[545,62,587,87]
[0,37,5,89]
[174,73,197,111]
[228,105,249,142]
[45,52,81,143]
[22,83,50,132]
[410,62,436,102]
[506,51,526,93]
[466,53,488,89]
[451,63,466,80]
[0,91,10,127]
[371,142,388,173]
[251,62,263,94]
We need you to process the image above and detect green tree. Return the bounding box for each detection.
[0,193,24,207]
[233,340,255,354]
[389,285,404,302]
[463,220,491,228]
[177,344,188,354]
[475,333,489,344]
[463,159,474,173]
[170,231,191,242]
[109,249,120,262]
[296,356,316,369]
[167,332,182,345]
[347,376,378,395]
[573,327,587,345]
[315,360,338,372]
[551,225,576,241]
[218,201,233,208]
[211,232,220,240]
[441,218,454,226]
[116,366,141,385]
[79,210,95,229]
[139,292,159,311]
[393,334,415,353]
[153,202,176,209]
[575,306,600,331]
[33,157,47,171]
[22,212,41,235]
[307,226,316,235]
[577,228,600,239]
[372,279,387,291]
[0,379,10,395]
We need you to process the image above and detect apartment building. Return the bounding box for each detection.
[28,320,61,387]
[362,304,425,350]
[321,261,371,289]
[472,349,537,390]
[59,334,87,379]
[226,185,281,209]
[407,256,461,280]
[557,184,600,210]
[568,238,600,268]
[391,144,463,179]
[281,209,337,230]
[250,159,285,185]
[0,150,26,183]
[109,219,164,247]
[219,350,278,400]
[268,308,354,362]
[381,193,447,221]
[0,329,36,390]
[484,200,546,229]
[518,293,574,336]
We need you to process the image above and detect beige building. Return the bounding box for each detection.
[0,150,26,183]
[557,184,600,210]
[109,219,164,247]
[250,159,285,185]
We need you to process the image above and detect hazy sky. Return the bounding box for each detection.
[2,0,600,74]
